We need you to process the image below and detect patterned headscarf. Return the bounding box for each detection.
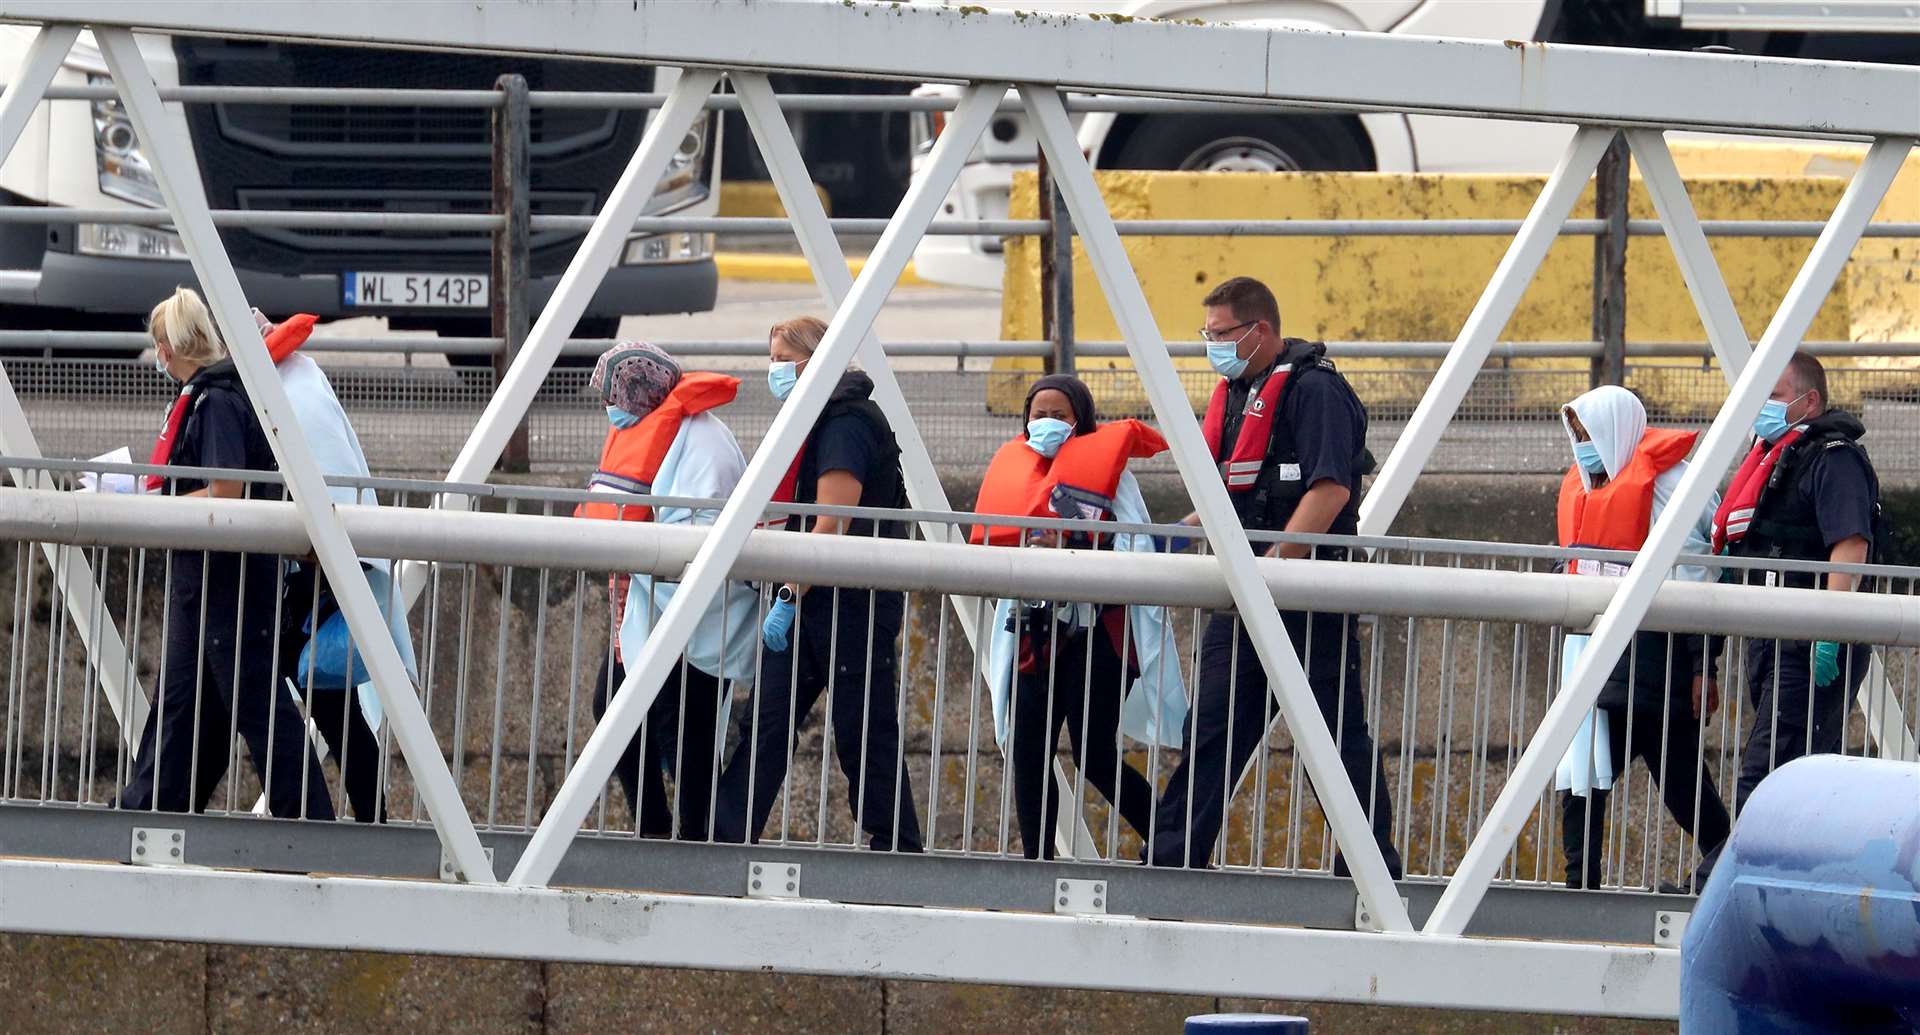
[590,341,682,417]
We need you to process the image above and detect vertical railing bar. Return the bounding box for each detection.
[41,539,68,802]
[927,583,953,850]
[118,545,147,808]
[485,562,514,828]
[525,565,551,830]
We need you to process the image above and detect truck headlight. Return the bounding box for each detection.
[89,74,162,208]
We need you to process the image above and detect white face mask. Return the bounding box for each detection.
[154,354,171,378]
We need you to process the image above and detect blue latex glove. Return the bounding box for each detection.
[1812,640,1841,686]
[762,597,796,653]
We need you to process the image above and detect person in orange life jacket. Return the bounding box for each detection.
[579,341,757,840]
[1143,275,1401,874]
[252,305,417,824]
[711,316,922,852]
[1693,352,1882,886]
[1550,386,1731,892]
[122,287,334,821]
[973,375,1189,859]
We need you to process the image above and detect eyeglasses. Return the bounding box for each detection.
[1199,319,1256,343]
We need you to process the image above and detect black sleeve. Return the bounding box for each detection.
[1807,445,1876,550]
[189,389,259,473]
[811,411,878,487]
[1284,374,1364,490]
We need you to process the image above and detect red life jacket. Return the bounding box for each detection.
[143,313,318,492]
[969,419,1167,545]
[575,371,739,523]
[1711,430,1805,554]
[1201,367,1292,491]
[1556,428,1697,557]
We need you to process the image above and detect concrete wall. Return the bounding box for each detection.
[0,934,1677,1035]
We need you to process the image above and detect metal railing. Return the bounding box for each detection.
[13,357,1920,483]
[1,468,1914,899]
[0,1,1915,1016]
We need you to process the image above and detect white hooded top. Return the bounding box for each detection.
[1554,385,1721,796]
[1559,384,1719,584]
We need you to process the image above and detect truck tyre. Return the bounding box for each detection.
[1109,114,1371,173]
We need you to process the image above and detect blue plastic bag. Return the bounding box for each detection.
[299,608,369,689]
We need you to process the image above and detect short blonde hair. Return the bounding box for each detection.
[769,315,827,357]
[149,286,227,365]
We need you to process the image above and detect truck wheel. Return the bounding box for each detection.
[1109,114,1372,173]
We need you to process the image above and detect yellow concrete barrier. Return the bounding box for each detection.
[718,180,832,219]
[996,146,1919,418]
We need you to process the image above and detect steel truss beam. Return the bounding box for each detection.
[1358,127,1616,537]
[730,73,1098,858]
[508,84,1006,888]
[4,1,1912,137]
[1020,83,1409,931]
[0,804,1699,952]
[0,23,148,742]
[1425,135,1915,937]
[398,67,721,608]
[0,857,1680,1019]
[81,28,494,884]
[1625,130,1756,376]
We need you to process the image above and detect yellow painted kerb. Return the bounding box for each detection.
[715,252,927,287]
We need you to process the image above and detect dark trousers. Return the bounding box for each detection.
[303,687,386,822]
[1558,701,1731,889]
[277,563,387,823]
[1694,637,1870,883]
[124,553,335,820]
[1147,611,1400,874]
[1009,616,1156,860]
[714,589,922,851]
[591,653,724,840]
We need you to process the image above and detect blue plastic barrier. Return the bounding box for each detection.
[1681,755,1920,1032]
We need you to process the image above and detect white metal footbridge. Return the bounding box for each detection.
[0,1,1915,1022]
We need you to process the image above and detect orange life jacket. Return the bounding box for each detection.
[969,419,1167,545]
[574,372,739,523]
[143,313,318,493]
[1556,428,1697,552]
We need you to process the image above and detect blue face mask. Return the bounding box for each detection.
[1751,392,1807,443]
[606,404,640,429]
[1206,339,1250,379]
[1025,417,1074,458]
[1571,440,1606,476]
[767,360,799,402]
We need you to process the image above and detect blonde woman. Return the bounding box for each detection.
[123,287,334,821]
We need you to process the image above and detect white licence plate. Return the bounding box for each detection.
[343,271,489,309]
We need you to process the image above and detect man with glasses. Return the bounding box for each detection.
[1693,351,1884,886]
[1145,275,1402,876]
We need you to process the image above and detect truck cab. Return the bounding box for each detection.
[0,30,719,342]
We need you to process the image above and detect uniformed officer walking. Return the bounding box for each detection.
[1696,351,1884,883]
[1146,276,1401,875]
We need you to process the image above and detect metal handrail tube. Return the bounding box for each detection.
[13,453,1911,583]
[10,206,1916,240]
[18,84,1338,116]
[4,330,1901,358]
[6,488,1915,645]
